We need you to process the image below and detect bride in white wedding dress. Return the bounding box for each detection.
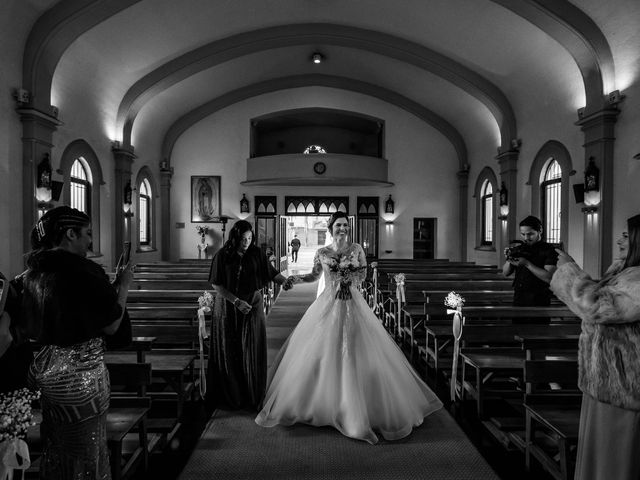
[255,212,442,444]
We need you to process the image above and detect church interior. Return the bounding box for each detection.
[1,1,640,479]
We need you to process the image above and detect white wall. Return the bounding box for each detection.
[0,3,42,277]
[170,87,460,261]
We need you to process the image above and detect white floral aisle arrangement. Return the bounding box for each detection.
[0,388,40,479]
[444,291,466,402]
[327,251,366,300]
[394,273,406,304]
[195,225,209,256]
[197,290,214,310]
[196,291,214,397]
[444,291,465,313]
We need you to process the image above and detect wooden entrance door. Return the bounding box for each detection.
[413,218,436,259]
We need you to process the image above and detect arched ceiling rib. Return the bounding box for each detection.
[24,0,616,156]
[118,23,517,150]
[23,0,142,110]
[491,0,615,112]
[161,74,468,168]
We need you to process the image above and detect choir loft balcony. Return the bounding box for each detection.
[241,153,393,186]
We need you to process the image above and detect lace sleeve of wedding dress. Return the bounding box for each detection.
[353,243,368,285]
[298,249,323,283]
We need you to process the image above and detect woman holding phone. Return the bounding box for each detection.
[550,214,640,479]
[22,206,134,479]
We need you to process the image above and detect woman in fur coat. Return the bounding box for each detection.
[550,213,640,480]
[23,206,134,480]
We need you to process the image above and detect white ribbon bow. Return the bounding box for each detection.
[0,438,30,480]
[448,307,465,402]
[197,306,210,398]
[395,281,406,304]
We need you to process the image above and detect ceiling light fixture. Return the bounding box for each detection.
[312,53,323,64]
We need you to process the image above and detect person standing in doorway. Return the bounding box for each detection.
[290,234,301,263]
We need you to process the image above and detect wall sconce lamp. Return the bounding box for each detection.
[582,157,600,213]
[240,194,250,214]
[498,182,509,220]
[123,181,134,217]
[385,195,395,214]
[36,153,53,204]
[311,52,323,64]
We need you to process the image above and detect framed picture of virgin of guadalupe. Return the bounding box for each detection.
[191,176,221,222]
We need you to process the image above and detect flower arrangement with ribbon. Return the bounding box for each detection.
[196,291,214,397]
[0,388,40,480]
[195,225,209,255]
[394,273,406,304]
[444,291,465,402]
[327,251,366,300]
[370,262,379,313]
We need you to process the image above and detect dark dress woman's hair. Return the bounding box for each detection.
[27,206,90,263]
[623,214,640,269]
[223,220,255,254]
[327,212,349,234]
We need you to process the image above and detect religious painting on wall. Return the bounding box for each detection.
[191,175,221,222]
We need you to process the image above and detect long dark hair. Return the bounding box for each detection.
[327,211,349,235]
[223,220,255,254]
[623,214,640,269]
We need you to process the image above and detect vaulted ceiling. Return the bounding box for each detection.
[22,0,640,166]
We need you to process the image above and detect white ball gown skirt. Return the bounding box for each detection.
[255,284,443,444]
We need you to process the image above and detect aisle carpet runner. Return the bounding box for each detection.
[179,282,500,480]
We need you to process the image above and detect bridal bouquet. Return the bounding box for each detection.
[327,251,366,300]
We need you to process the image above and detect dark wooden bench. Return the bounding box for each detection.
[106,362,152,480]
[426,313,578,386]
[523,360,581,480]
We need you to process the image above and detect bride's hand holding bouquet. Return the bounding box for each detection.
[330,251,366,300]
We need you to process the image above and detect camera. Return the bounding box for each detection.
[505,241,532,261]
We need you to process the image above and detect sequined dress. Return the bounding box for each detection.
[29,338,110,479]
[256,243,442,444]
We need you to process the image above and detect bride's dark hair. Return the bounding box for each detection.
[327,211,349,234]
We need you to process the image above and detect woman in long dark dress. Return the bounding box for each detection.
[22,206,134,480]
[206,220,289,411]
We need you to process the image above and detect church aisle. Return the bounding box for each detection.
[178,282,500,480]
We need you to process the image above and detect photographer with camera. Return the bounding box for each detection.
[502,215,558,307]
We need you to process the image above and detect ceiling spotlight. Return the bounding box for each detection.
[312,53,323,64]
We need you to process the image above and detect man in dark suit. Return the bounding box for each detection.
[290,235,301,263]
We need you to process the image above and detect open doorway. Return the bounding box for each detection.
[285,215,330,274]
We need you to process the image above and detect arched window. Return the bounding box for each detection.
[474,167,497,251]
[59,140,103,256]
[303,145,326,154]
[135,167,157,251]
[529,141,573,249]
[70,158,91,215]
[481,181,493,245]
[541,160,562,244]
[138,179,151,245]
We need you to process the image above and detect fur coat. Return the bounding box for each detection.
[550,260,640,410]
[22,248,124,347]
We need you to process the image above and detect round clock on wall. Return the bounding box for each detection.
[313,161,326,175]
